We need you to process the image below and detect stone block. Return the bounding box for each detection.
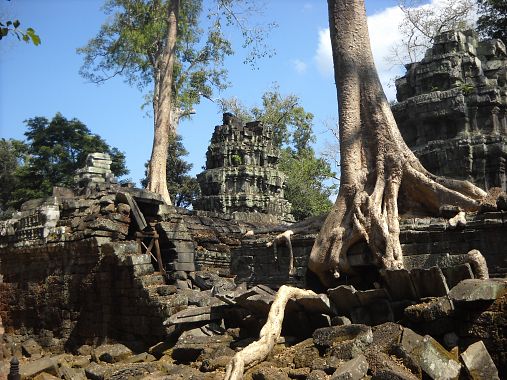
[442,263,474,288]
[350,299,394,326]
[58,365,87,380]
[327,285,360,314]
[32,373,59,380]
[21,338,43,358]
[448,278,507,304]
[410,267,449,298]
[331,354,368,380]
[92,343,132,363]
[400,328,461,380]
[355,288,390,305]
[460,340,500,380]
[404,296,454,322]
[381,269,418,301]
[19,357,58,379]
[177,251,195,263]
[313,324,373,360]
[84,362,108,380]
[174,262,196,271]
[165,305,222,326]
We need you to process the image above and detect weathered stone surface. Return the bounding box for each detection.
[400,328,461,379]
[193,113,293,222]
[19,357,58,379]
[84,362,108,380]
[404,296,454,322]
[331,354,368,380]
[92,343,132,363]
[448,279,507,304]
[393,30,507,192]
[32,373,60,380]
[411,267,449,298]
[172,332,233,363]
[249,364,291,380]
[461,340,500,380]
[442,263,474,289]
[21,338,43,358]
[327,285,360,314]
[313,324,373,360]
[58,365,87,380]
[381,269,418,301]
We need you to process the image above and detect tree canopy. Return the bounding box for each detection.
[477,0,507,44]
[6,113,128,209]
[79,0,274,204]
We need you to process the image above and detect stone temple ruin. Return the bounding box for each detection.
[1,31,507,380]
[393,30,507,191]
[194,113,293,223]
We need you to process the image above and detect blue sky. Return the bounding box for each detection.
[0,0,407,186]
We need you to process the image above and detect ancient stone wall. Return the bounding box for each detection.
[232,212,507,288]
[393,30,507,191]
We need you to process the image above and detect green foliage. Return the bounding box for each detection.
[0,138,28,215]
[477,0,507,45]
[460,83,475,95]
[7,113,128,208]
[141,134,199,208]
[280,148,335,221]
[0,19,41,45]
[221,87,337,220]
[78,0,272,117]
[231,154,242,166]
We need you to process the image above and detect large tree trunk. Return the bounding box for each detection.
[147,0,180,205]
[308,0,486,287]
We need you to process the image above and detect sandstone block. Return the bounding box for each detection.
[21,338,43,358]
[19,357,58,379]
[460,340,500,380]
[448,279,507,304]
[92,343,132,363]
[331,354,368,380]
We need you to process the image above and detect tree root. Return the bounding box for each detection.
[266,230,295,275]
[224,285,321,380]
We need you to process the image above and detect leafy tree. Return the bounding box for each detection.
[476,0,507,44]
[1,1,40,45]
[0,138,28,215]
[79,0,274,204]
[387,0,476,65]
[9,113,128,208]
[221,87,337,220]
[141,134,199,208]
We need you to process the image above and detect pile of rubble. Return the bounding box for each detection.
[2,267,504,379]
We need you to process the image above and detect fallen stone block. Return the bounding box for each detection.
[411,267,449,298]
[58,365,87,380]
[381,269,418,301]
[331,354,368,380]
[164,305,223,326]
[448,279,507,304]
[400,328,461,379]
[84,362,108,380]
[32,373,59,380]
[172,333,233,363]
[20,357,58,379]
[125,352,157,363]
[327,285,360,315]
[442,263,474,289]
[21,338,43,358]
[404,296,454,322]
[461,340,500,380]
[350,299,394,325]
[92,343,132,363]
[313,324,373,360]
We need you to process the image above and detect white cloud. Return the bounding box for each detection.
[315,28,333,77]
[292,59,308,74]
[313,6,404,100]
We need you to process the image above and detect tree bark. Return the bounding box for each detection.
[308,0,487,287]
[147,0,180,205]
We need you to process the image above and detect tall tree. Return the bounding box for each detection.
[9,113,128,208]
[141,134,199,208]
[0,138,27,215]
[224,1,488,376]
[476,0,507,44]
[79,0,273,204]
[309,0,486,287]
